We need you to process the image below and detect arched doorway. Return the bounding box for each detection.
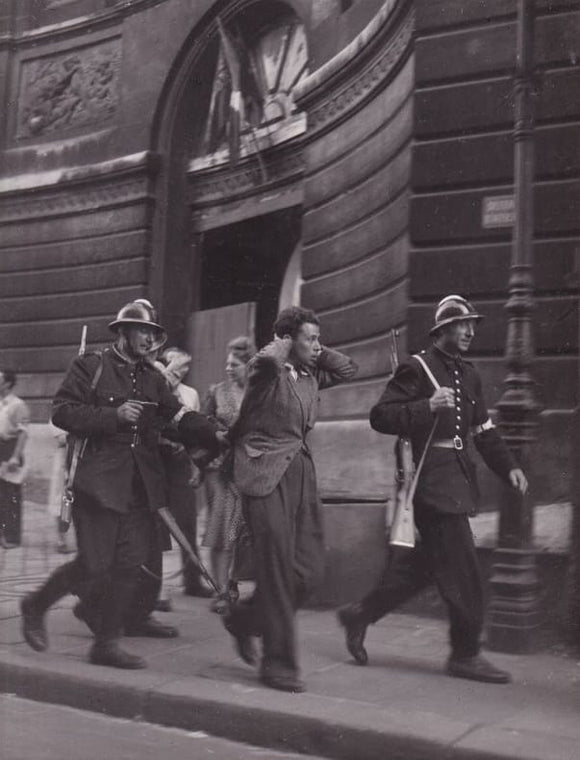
[150,0,308,394]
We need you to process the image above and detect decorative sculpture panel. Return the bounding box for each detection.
[17,38,121,139]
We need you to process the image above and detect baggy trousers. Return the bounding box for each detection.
[76,474,161,631]
[360,508,484,659]
[234,451,325,679]
[31,501,154,644]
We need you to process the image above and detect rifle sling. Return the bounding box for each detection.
[64,353,104,497]
[405,353,441,504]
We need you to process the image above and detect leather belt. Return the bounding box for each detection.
[432,436,464,451]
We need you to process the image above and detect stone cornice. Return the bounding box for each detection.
[0,151,159,223]
[188,140,304,209]
[294,0,414,135]
[0,0,166,49]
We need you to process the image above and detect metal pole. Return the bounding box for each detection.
[487,0,541,653]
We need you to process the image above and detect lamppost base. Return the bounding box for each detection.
[487,547,541,654]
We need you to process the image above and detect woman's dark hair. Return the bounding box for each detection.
[273,307,319,340]
[1,369,16,388]
[227,336,256,364]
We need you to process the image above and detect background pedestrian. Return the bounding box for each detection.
[202,335,256,612]
[0,368,30,548]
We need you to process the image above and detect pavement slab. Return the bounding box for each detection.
[1,503,579,760]
[1,597,579,760]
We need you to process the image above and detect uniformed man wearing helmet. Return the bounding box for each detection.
[338,295,528,684]
[20,300,224,669]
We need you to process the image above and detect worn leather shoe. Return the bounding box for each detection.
[21,596,48,652]
[222,611,258,666]
[337,604,368,666]
[89,641,146,670]
[446,654,512,684]
[260,674,305,693]
[125,617,179,638]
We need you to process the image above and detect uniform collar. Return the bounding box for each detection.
[112,344,149,370]
[431,343,464,369]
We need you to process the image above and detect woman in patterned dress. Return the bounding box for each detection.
[202,336,255,611]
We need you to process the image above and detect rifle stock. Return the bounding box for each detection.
[390,437,416,548]
[59,325,88,530]
[387,327,417,549]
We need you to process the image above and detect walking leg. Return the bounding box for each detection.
[247,457,307,691]
[90,567,147,669]
[124,524,179,639]
[420,513,510,684]
[89,509,153,668]
[21,560,81,651]
[338,541,431,665]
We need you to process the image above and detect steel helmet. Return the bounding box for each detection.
[108,299,167,349]
[429,295,484,335]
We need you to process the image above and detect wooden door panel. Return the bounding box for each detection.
[185,302,256,402]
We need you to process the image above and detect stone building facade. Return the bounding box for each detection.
[1,2,578,562]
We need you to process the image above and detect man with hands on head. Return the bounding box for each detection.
[21,299,225,670]
[338,295,527,684]
[223,306,357,693]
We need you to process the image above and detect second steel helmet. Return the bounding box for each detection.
[108,299,167,348]
[429,295,484,335]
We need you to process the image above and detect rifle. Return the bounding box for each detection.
[157,508,220,594]
[387,330,416,549]
[59,325,88,531]
[388,332,439,549]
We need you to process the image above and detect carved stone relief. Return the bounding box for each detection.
[17,37,121,139]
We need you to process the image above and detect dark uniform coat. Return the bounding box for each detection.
[370,345,515,514]
[52,346,219,514]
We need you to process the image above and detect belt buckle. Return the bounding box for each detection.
[453,436,463,451]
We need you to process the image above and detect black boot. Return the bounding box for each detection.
[93,570,147,669]
[21,562,75,652]
[337,603,369,666]
[125,617,179,638]
[446,654,512,684]
[89,639,146,669]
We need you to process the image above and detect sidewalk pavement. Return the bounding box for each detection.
[1,503,579,760]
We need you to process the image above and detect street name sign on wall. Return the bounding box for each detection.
[482,195,515,228]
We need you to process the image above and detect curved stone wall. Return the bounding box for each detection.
[296,0,414,496]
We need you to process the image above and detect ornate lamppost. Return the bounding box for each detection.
[487,0,541,653]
